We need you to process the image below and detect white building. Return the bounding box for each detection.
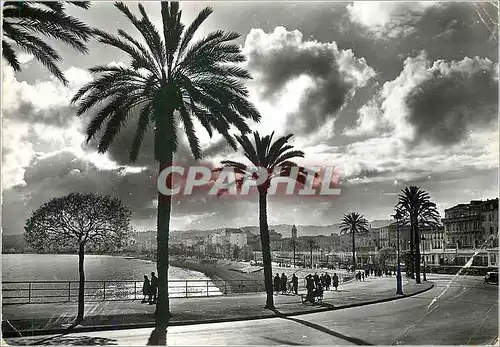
[229,230,247,248]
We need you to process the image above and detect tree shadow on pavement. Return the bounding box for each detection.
[33,336,118,345]
[271,309,373,346]
[263,336,305,345]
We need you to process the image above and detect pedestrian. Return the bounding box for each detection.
[274,273,281,295]
[306,274,315,303]
[281,273,288,294]
[149,272,158,304]
[142,275,150,303]
[332,273,339,291]
[313,272,320,288]
[292,274,299,295]
[325,273,331,291]
[361,272,365,281]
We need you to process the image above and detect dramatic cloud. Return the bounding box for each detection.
[243,26,376,136]
[1,65,106,188]
[347,53,498,146]
[2,151,158,235]
[346,2,439,39]
[2,2,498,234]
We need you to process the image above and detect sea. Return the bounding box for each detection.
[2,254,221,301]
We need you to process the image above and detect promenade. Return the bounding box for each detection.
[2,277,433,337]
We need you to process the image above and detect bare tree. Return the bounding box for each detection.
[24,192,132,327]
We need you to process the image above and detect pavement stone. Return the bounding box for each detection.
[2,277,433,337]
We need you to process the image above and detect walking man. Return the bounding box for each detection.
[281,273,288,294]
[142,274,150,303]
[292,273,299,295]
[332,273,339,291]
[274,273,281,295]
[313,272,320,288]
[149,272,158,304]
[306,274,315,303]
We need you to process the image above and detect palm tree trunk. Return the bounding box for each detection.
[409,222,415,279]
[258,191,274,309]
[414,221,421,284]
[352,231,356,272]
[151,96,175,345]
[153,156,173,345]
[76,242,85,324]
[153,160,172,345]
[310,247,313,269]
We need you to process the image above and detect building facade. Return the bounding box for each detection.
[441,199,499,267]
[442,199,498,249]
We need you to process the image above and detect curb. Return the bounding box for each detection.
[2,282,434,339]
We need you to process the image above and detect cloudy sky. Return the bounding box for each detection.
[2,1,499,235]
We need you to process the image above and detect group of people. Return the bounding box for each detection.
[304,272,340,303]
[142,272,158,304]
[306,272,340,291]
[355,268,393,280]
[273,271,341,301]
[274,273,299,295]
[355,271,365,281]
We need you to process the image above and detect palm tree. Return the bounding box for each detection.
[396,186,439,284]
[217,131,310,309]
[305,237,317,269]
[71,2,260,344]
[339,212,369,272]
[2,1,93,85]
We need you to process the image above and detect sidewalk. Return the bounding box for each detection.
[2,277,433,337]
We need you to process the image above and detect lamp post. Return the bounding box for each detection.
[393,210,404,295]
[421,235,427,281]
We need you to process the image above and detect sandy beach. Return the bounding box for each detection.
[170,257,350,284]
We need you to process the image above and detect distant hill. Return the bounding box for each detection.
[143,219,393,241]
[368,220,393,229]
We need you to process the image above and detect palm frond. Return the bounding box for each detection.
[177,6,213,62]
[129,103,153,162]
[2,1,92,84]
[137,3,167,70]
[4,24,66,83]
[179,102,202,160]
[274,150,305,167]
[68,2,91,10]
[2,40,20,71]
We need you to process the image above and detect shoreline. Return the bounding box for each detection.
[169,258,263,281]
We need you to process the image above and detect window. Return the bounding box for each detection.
[491,227,494,235]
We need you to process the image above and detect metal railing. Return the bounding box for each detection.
[2,279,271,305]
[2,275,353,305]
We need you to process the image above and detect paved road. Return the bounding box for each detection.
[5,275,497,346]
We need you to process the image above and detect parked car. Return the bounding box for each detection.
[484,271,498,285]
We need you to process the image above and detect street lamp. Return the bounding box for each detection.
[421,235,427,281]
[392,210,404,295]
